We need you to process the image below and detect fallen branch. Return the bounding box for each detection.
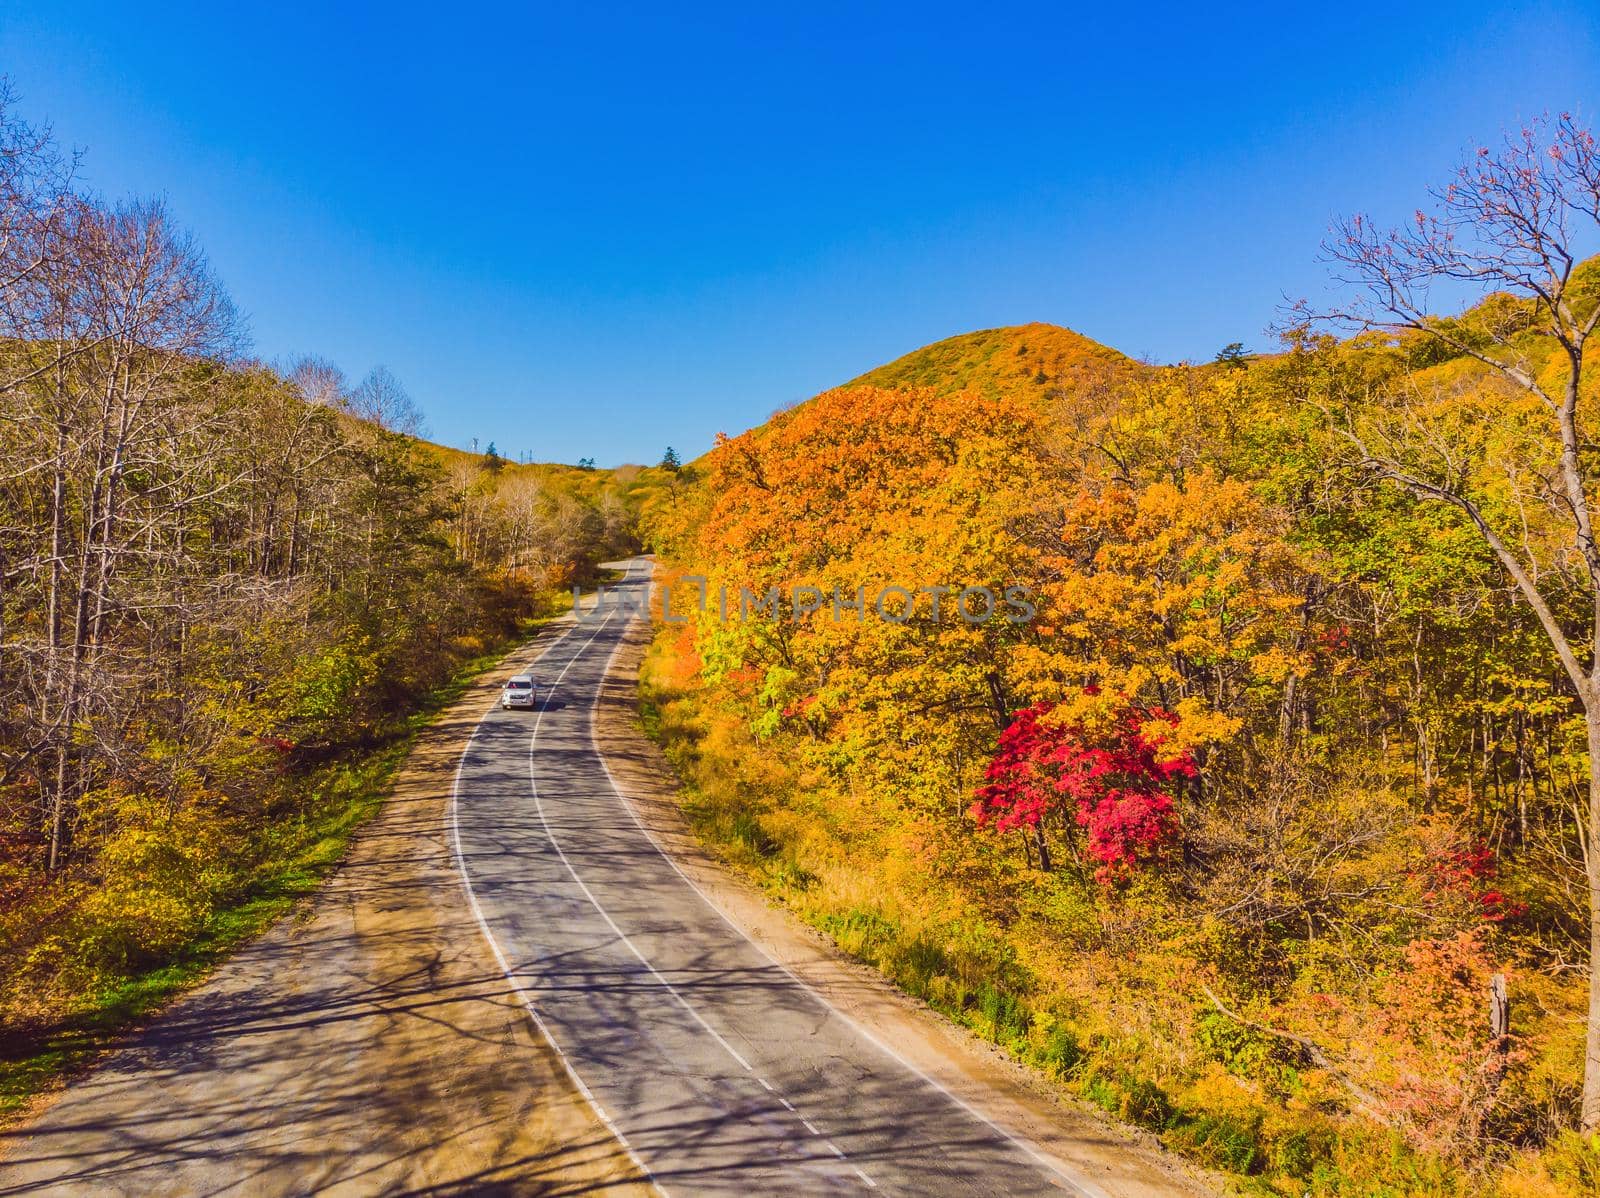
[1200,983,1391,1125]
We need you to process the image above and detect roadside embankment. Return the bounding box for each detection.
[594,613,1216,1198]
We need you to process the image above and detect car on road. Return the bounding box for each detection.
[501,674,537,710]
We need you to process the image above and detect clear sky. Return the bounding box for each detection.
[3,2,1597,464]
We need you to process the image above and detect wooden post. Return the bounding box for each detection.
[1490,973,1510,1040]
[1486,972,1510,1107]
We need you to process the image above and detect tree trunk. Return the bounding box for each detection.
[1585,709,1600,1133]
[40,421,67,727]
[1278,671,1299,741]
[47,408,107,874]
[1487,972,1511,1112]
[47,635,84,873]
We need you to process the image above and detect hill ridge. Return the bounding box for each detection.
[843,321,1135,401]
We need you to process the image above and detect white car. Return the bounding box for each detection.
[501,674,537,710]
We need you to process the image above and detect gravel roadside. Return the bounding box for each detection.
[0,620,651,1196]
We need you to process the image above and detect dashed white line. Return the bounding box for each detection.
[577,573,881,1190]
[527,618,757,1073]
[466,563,881,1194]
[448,604,663,1195]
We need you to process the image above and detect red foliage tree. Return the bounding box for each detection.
[1428,844,1529,924]
[969,698,1195,882]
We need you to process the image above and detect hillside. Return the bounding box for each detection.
[847,321,1138,400]
[404,435,684,576]
[643,296,1600,1195]
[424,442,662,504]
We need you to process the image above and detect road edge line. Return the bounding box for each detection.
[448,608,664,1197]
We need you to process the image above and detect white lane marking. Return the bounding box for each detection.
[854,1167,878,1188]
[449,603,665,1196]
[543,565,876,1189]
[526,608,757,1073]
[827,1142,846,1159]
[577,570,879,1192]
[592,572,1104,1198]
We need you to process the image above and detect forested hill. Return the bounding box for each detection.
[643,276,1600,1194]
[414,438,678,575]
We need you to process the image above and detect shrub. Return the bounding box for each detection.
[1036,1020,1083,1077]
[1173,1111,1264,1174]
[1272,1127,1316,1179]
[1120,1076,1174,1129]
[1195,1008,1277,1079]
[976,982,1032,1046]
[1082,1066,1174,1130]
[728,810,778,858]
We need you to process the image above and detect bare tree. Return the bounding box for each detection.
[0,86,74,804]
[287,353,347,409]
[346,365,424,437]
[14,198,240,869]
[1311,112,1600,1130]
[495,472,596,584]
[0,79,77,394]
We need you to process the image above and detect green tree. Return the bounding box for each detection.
[1213,342,1249,369]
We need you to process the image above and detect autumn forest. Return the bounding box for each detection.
[0,89,665,1111]
[641,118,1600,1193]
[6,78,1600,1198]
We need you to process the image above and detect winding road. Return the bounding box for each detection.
[450,558,1091,1195]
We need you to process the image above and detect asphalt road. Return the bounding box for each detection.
[452,558,1093,1196]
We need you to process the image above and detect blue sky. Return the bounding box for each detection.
[3,3,1597,464]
